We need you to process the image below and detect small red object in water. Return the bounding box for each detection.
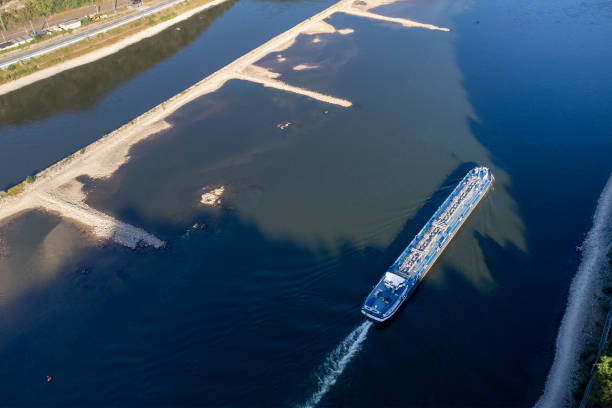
[46,376,52,383]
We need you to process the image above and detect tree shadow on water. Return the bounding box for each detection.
[0,0,237,127]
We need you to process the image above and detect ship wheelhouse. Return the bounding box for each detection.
[361,272,408,321]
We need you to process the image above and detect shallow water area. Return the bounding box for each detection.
[0,211,96,311]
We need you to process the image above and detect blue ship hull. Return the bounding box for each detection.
[361,167,493,322]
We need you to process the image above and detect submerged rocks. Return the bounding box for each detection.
[276,121,292,130]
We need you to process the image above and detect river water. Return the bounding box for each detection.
[0,0,611,406]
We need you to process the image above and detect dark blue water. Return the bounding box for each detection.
[1,0,612,406]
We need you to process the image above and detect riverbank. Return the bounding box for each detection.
[580,283,612,407]
[587,304,612,406]
[535,173,612,408]
[0,0,231,95]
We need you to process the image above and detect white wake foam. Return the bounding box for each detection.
[298,320,373,408]
[535,173,612,408]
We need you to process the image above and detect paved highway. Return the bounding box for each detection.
[0,0,188,70]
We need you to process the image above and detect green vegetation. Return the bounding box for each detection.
[30,33,46,44]
[6,182,24,196]
[159,12,176,22]
[61,153,75,165]
[584,248,612,407]
[576,248,612,407]
[0,0,102,30]
[591,354,612,406]
[2,62,39,82]
[25,175,34,183]
[0,190,6,198]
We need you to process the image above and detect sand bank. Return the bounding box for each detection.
[303,21,339,35]
[0,120,171,248]
[343,8,450,31]
[235,68,352,107]
[293,64,320,71]
[535,173,612,408]
[200,186,225,206]
[39,193,164,248]
[0,0,449,247]
[301,21,353,36]
[0,0,232,96]
[273,0,448,52]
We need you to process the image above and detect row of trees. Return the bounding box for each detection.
[24,0,99,18]
[1,0,101,30]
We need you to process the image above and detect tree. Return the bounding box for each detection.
[592,354,612,405]
[23,0,36,20]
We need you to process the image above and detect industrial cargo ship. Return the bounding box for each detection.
[361,167,493,322]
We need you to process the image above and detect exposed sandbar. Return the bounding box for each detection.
[293,64,320,71]
[0,120,171,248]
[303,21,339,35]
[201,186,225,206]
[236,70,352,107]
[342,8,450,31]
[38,193,164,248]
